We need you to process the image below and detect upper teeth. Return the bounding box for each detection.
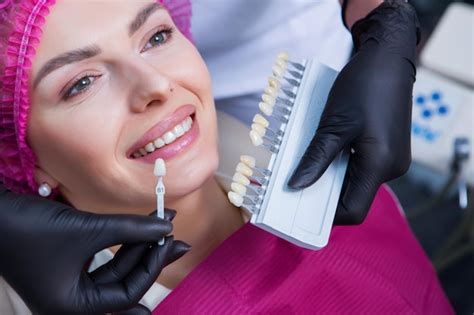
[132,116,193,158]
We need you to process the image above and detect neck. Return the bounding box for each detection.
[157,175,245,288]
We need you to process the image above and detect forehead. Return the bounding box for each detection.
[33,0,163,72]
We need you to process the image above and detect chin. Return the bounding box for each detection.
[165,148,219,200]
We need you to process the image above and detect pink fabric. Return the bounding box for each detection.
[0,0,56,195]
[0,0,192,194]
[153,186,453,314]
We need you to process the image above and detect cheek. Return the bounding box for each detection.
[169,43,213,104]
[27,104,121,190]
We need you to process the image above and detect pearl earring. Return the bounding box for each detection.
[38,183,52,197]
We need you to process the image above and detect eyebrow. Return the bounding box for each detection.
[129,2,162,36]
[33,2,163,89]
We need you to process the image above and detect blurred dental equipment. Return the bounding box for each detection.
[154,158,166,245]
[228,52,348,250]
[411,3,473,191]
[407,3,473,274]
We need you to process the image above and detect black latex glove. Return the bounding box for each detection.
[0,184,191,315]
[288,1,420,225]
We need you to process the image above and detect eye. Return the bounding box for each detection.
[63,75,100,100]
[142,27,174,52]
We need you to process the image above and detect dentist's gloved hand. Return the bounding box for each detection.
[0,184,190,315]
[288,1,420,225]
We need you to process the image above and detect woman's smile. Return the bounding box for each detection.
[129,104,200,162]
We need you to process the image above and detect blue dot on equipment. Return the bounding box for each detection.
[422,109,432,118]
[413,124,421,135]
[425,131,435,142]
[416,95,425,105]
[438,105,448,115]
[431,91,441,101]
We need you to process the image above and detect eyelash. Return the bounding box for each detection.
[62,26,175,101]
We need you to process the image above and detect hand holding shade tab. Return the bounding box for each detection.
[229,52,349,250]
[154,158,167,245]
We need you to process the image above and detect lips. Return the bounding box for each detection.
[127,104,196,158]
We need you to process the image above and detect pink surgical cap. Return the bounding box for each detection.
[0,0,192,194]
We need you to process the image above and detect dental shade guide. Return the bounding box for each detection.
[154,158,166,245]
[228,52,349,250]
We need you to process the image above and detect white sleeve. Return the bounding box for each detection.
[0,277,31,315]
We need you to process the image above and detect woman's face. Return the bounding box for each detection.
[28,0,218,213]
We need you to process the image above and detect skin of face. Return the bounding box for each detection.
[28,0,219,214]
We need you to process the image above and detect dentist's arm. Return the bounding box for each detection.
[289,0,420,224]
[0,184,190,315]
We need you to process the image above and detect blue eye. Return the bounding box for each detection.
[143,27,173,51]
[63,75,99,100]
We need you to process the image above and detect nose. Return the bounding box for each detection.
[126,57,173,113]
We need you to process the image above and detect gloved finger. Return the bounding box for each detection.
[288,127,352,189]
[90,243,150,284]
[113,304,151,315]
[148,208,177,221]
[88,211,175,252]
[92,236,190,312]
[333,151,382,225]
[90,209,178,283]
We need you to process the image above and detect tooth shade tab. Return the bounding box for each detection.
[282,88,297,99]
[262,94,276,106]
[252,123,266,137]
[277,51,289,61]
[240,155,256,168]
[250,130,264,146]
[274,106,291,116]
[275,59,287,69]
[272,65,284,78]
[245,194,264,205]
[264,133,283,147]
[267,127,284,138]
[284,77,300,87]
[274,113,290,123]
[249,174,269,186]
[276,97,293,107]
[236,162,253,177]
[253,114,269,128]
[268,77,281,90]
[154,158,166,176]
[289,61,305,71]
[246,183,265,195]
[288,70,303,79]
[254,167,272,177]
[228,191,244,207]
[265,86,278,96]
[262,142,279,154]
[259,102,273,116]
[231,182,247,196]
[233,172,250,185]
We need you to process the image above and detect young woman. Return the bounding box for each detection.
[0,0,453,314]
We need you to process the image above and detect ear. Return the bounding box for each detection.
[34,167,59,189]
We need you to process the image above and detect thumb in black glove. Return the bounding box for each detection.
[288,1,420,225]
[0,185,191,315]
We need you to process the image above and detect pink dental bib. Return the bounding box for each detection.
[152,186,453,314]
